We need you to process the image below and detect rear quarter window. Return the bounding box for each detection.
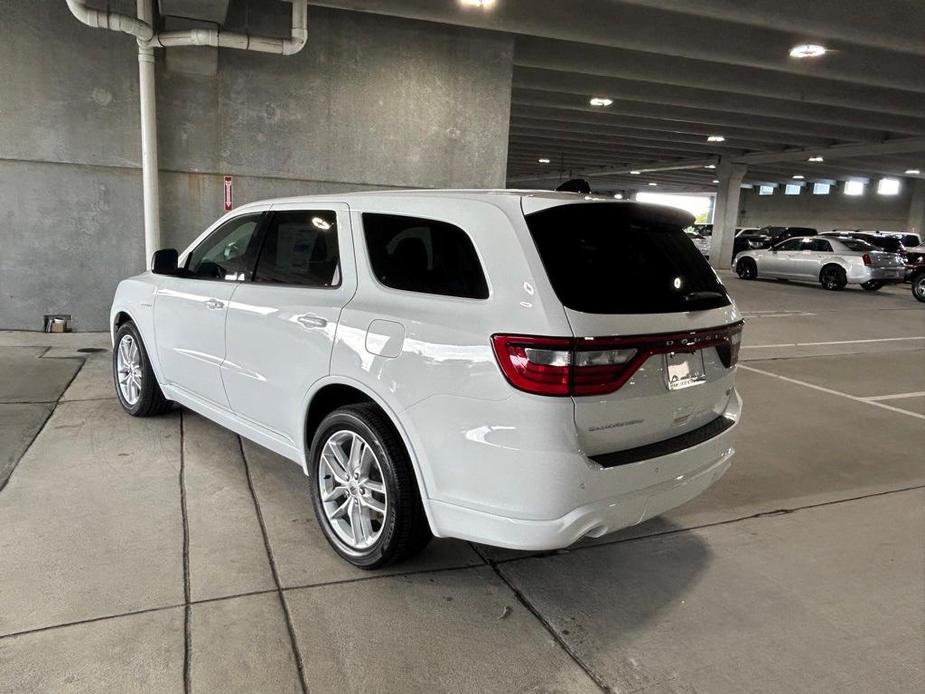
[362,213,488,299]
[525,203,730,314]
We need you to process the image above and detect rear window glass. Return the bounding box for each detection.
[525,203,730,314]
[363,213,488,299]
[839,238,875,252]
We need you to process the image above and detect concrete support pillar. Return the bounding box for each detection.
[907,179,925,237]
[710,158,747,269]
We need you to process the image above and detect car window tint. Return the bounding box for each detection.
[775,239,803,251]
[525,203,729,314]
[839,238,875,252]
[362,214,488,299]
[254,210,340,287]
[813,239,832,252]
[187,214,263,281]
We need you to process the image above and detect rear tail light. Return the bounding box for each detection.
[863,253,872,266]
[492,322,744,397]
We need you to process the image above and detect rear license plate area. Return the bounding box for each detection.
[664,350,707,390]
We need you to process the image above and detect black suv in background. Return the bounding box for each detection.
[760,226,818,244]
[821,231,906,259]
[730,226,818,263]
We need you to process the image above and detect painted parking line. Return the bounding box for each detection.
[743,336,925,350]
[738,364,925,421]
[864,391,925,402]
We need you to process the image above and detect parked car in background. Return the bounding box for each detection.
[691,223,713,237]
[759,226,818,244]
[864,230,921,249]
[908,259,925,302]
[733,235,906,290]
[685,228,711,258]
[821,231,907,260]
[730,227,772,263]
[904,244,925,265]
[109,190,744,568]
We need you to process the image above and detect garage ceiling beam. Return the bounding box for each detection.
[310,0,925,92]
[509,131,748,158]
[513,90,887,143]
[509,107,837,148]
[510,117,785,153]
[612,0,925,57]
[510,137,925,185]
[737,137,925,165]
[513,38,925,118]
[513,67,925,135]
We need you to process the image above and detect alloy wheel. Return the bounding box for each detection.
[915,275,925,301]
[116,334,143,405]
[318,430,388,550]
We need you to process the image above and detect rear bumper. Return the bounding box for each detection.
[414,389,741,551]
[849,266,906,283]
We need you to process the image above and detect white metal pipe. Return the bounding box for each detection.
[137,0,161,269]
[64,0,309,269]
[65,0,154,41]
[148,1,308,55]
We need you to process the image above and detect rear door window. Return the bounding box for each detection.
[253,210,340,287]
[775,239,804,251]
[524,203,729,314]
[362,214,488,299]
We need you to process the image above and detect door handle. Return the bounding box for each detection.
[296,314,327,329]
[205,299,225,310]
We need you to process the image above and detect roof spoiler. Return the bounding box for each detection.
[555,178,591,194]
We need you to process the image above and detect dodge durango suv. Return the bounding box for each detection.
[110,190,743,568]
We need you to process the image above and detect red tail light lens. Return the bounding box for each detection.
[863,253,872,266]
[490,335,572,396]
[492,321,744,397]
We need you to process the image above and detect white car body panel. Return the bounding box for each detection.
[111,190,742,550]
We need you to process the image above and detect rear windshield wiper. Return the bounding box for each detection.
[682,290,726,304]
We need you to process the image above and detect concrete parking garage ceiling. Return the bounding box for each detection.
[307,0,925,193]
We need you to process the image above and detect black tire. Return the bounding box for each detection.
[309,403,431,569]
[861,280,884,291]
[736,257,757,280]
[912,271,925,303]
[819,264,847,291]
[113,321,173,417]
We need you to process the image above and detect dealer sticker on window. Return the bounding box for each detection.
[664,351,707,390]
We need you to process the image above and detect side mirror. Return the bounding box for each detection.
[152,248,179,275]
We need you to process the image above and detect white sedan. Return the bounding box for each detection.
[733,235,906,290]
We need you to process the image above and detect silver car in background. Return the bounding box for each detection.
[733,235,906,291]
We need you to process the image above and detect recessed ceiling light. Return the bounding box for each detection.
[790,43,827,58]
[648,182,658,186]
[793,175,805,179]
[589,97,613,107]
[460,0,495,8]
[712,179,719,184]
[629,170,641,175]
[704,164,716,169]
[707,135,725,142]
[538,158,551,164]
[808,156,824,162]
[906,169,921,175]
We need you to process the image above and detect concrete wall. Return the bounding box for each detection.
[737,181,917,233]
[0,2,513,330]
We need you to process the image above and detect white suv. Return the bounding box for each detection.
[110,190,743,568]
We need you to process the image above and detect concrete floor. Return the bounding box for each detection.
[1,276,923,694]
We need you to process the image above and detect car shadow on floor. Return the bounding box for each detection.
[494,518,712,648]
